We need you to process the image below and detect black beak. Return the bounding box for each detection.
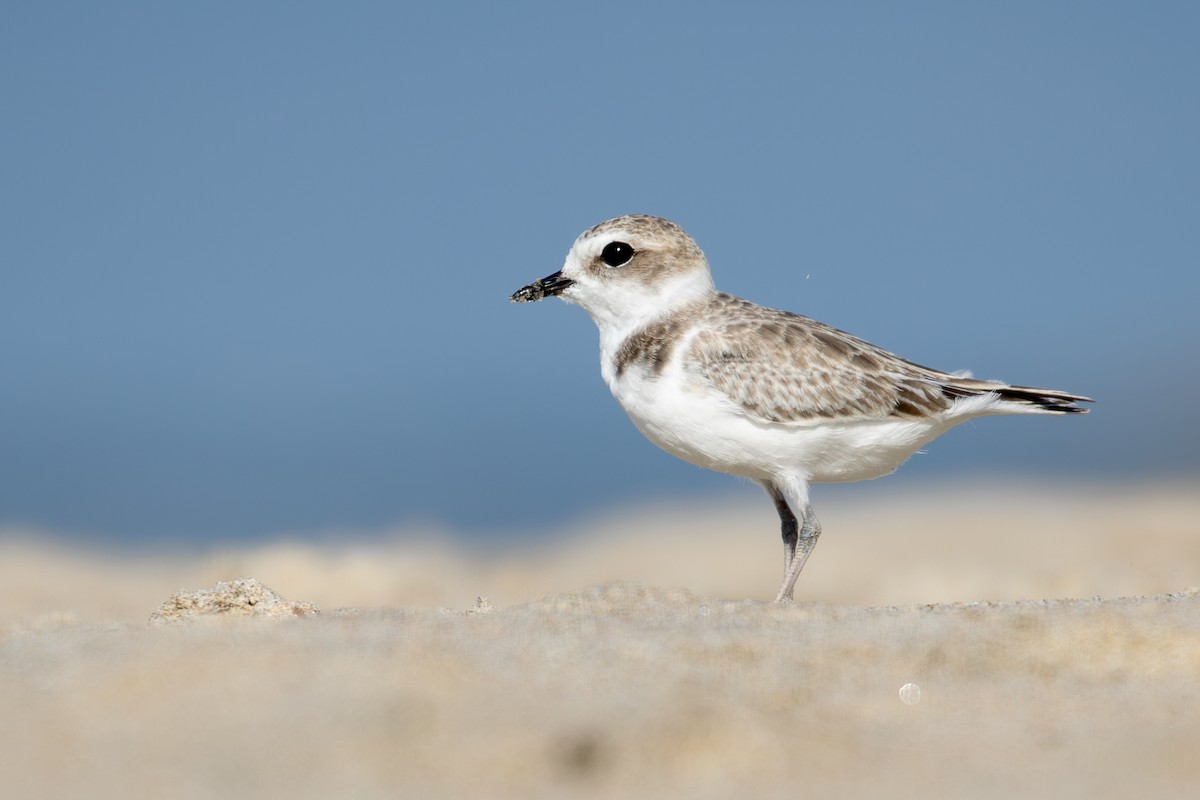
[510,270,575,303]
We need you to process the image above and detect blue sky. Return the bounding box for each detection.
[2,3,1197,544]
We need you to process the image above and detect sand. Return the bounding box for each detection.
[1,481,1198,799]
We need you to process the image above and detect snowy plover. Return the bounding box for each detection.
[511,215,1090,601]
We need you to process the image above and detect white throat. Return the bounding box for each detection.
[573,268,714,346]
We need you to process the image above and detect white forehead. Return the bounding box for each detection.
[570,224,635,261]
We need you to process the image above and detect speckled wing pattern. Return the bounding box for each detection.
[686,294,969,423]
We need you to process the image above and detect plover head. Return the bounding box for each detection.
[511,214,716,331]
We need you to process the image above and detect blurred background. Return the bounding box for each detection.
[3,2,1197,547]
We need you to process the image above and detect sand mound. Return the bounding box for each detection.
[149,578,320,625]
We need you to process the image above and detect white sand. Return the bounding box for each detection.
[1,481,1197,798]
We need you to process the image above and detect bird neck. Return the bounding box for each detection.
[586,269,715,347]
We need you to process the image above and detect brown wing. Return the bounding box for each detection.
[686,295,954,423]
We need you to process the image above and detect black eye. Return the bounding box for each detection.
[600,241,635,267]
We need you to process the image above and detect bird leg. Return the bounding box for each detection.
[775,505,821,603]
[765,482,798,573]
[764,480,821,603]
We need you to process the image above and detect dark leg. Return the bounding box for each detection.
[764,481,798,572]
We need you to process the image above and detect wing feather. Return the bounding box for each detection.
[685,295,956,423]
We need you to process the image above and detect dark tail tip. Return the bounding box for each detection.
[996,386,1093,414]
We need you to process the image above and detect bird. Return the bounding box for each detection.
[510,214,1091,602]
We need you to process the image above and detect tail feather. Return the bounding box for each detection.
[941,380,1092,414]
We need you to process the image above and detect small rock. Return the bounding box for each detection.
[468,596,495,615]
[440,596,496,616]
